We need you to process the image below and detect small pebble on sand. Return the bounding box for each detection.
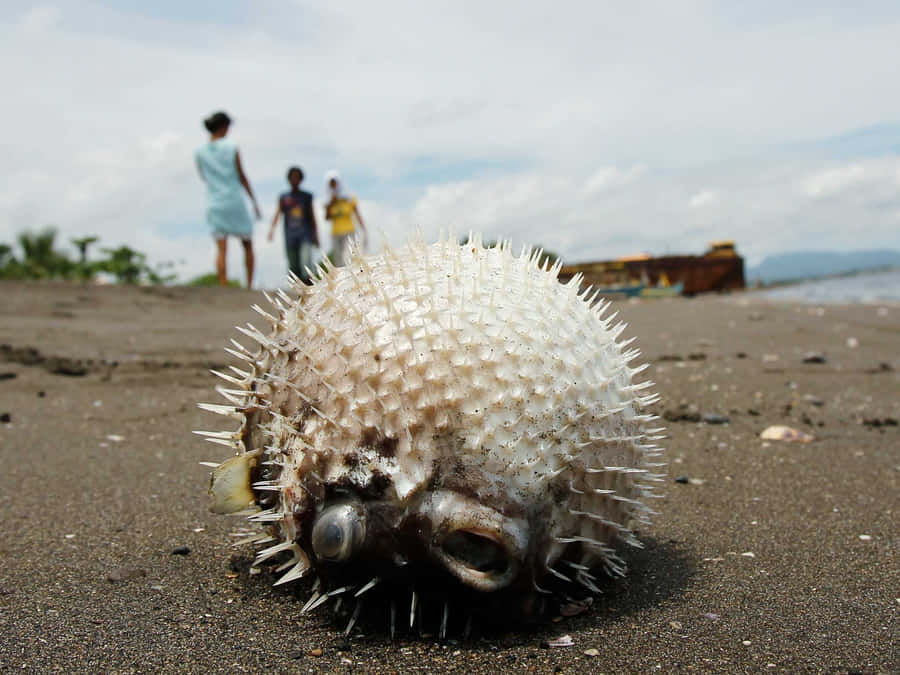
[107,567,147,583]
[171,545,191,555]
[583,648,600,657]
[858,534,872,541]
[543,635,574,648]
[760,425,815,443]
[702,413,730,425]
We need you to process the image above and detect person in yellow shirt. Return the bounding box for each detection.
[324,170,367,266]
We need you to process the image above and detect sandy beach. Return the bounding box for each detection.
[0,281,896,673]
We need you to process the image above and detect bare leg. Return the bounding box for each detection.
[242,238,254,289]
[216,238,227,286]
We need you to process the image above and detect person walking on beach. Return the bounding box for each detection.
[195,111,261,288]
[324,170,367,266]
[268,166,319,284]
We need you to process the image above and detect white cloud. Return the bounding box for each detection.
[18,5,60,32]
[689,190,719,208]
[1,1,899,286]
[802,164,867,198]
[583,165,645,195]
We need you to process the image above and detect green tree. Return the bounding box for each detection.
[17,228,74,279]
[0,243,21,279]
[1,229,175,285]
[95,245,174,284]
[71,235,99,280]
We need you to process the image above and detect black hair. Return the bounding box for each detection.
[203,111,231,134]
[287,166,304,181]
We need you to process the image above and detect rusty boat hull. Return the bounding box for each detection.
[558,242,745,297]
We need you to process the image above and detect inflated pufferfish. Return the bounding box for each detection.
[199,234,664,635]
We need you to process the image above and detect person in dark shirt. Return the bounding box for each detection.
[268,166,319,284]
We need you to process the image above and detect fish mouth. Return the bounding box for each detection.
[435,528,520,591]
[423,491,528,592]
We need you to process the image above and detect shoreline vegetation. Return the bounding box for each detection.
[3,227,897,297]
[0,227,175,285]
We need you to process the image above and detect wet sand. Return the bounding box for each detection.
[0,281,897,673]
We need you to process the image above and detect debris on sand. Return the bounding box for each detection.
[862,417,898,428]
[560,598,593,617]
[664,405,701,422]
[702,413,730,425]
[760,425,815,443]
[107,567,147,583]
[0,344,88,377]
[542,635,574,648]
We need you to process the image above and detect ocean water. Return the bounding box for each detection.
[751,268,900,304]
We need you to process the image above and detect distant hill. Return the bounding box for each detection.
[748,249,900,284]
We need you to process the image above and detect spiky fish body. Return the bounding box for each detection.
[200,235,664,632]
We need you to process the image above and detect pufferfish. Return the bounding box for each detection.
[198,234,665,637]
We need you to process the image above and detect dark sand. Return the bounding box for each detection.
[0,281,897,673]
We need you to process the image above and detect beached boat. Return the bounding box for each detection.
[640,281,684,298]
[589,283,645,298]
[559,241,745,297]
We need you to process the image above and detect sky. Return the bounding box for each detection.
[1,1,899,287]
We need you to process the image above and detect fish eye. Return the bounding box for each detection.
[311,503,365,562]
